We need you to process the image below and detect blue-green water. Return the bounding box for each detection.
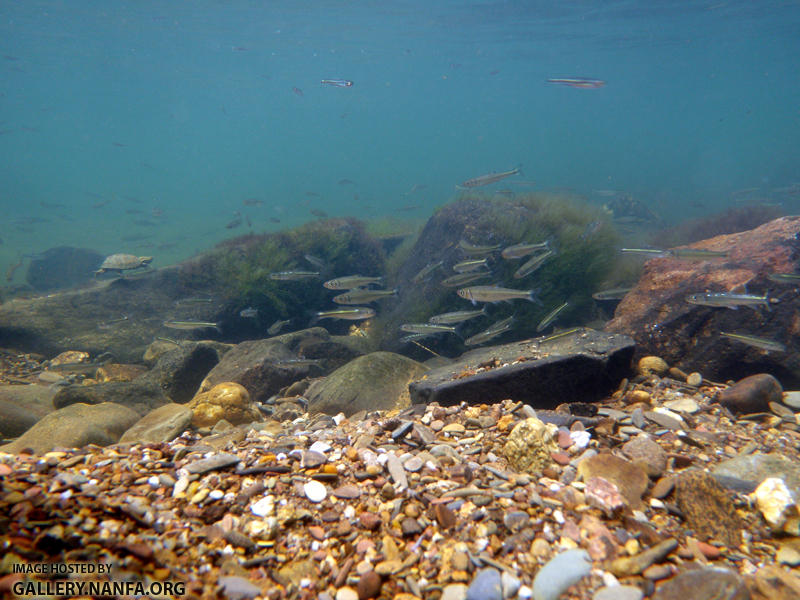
[2,1,799,280]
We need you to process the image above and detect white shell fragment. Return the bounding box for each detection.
[304,480,328,503]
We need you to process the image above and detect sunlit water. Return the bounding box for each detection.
[1,1,799,285]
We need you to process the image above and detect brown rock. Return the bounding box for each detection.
[638,356,669,377]
[577,452,649,509]
[675,470,743,547]
[622,434,668,478]
[96,363,149,382]
[748,565,800,600]
[357,571,382,600]
[359,512,381,531]
[717,373,783,414]
[653,567,749,600]
[188,382,262,428]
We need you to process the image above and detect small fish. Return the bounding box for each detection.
[324,275,383,290]
[97,315,129,329]
[243,198,264,206]
[539,327,583,344]
[685,292,770,310]
[459,167,521,189]
[720,332,786,353]
[581,220,603,241]
[457,286,537,304]
[429,307,487,325]
[321,79,354,87]
[225,218,242,229]
[400,323,458,335]
[501,241,549,259]
[304,254,325,269]
[767,273,800,284]
[267,319,292,335]
[621,248,669,258]
[465,317,514,346]
[400,333,436,344]
[452,258,489,273]
[276,358,323,368]
[269,217,281,223]
[457,240,501,255]
[546,77,606,89]
[338,178,356,185]
[313,307,376,321]
[269,271,319,281]
[239,307,258,318]
[163,320,221,331]
[411,260,443,284]
[536,302,569,332]
[592,287,632,301]
[292,86,303,96]
[310,208,328,218]
[441,271,492,287]
[669,248,729,260]
[175,297,215,306]
[332,288,397,304]
[514,249,554,279]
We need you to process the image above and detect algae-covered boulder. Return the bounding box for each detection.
[378,193,620,357]
[306,351,429,416]
[0,402,140,454]
[137,343,220,404]
[0,384,57,439]
[188,382,262,428]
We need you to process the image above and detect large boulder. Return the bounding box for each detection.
[25,246,104,291]
[0,384,57,439]
[306,351,429,416]
[53,381,170,416]
[119,403,193,444]
[408,328,634,408]
[198,328,365,403]
[606,216,800,387]
[136,343,220,403]
[0,402,140,454]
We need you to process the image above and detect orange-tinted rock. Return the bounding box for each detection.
[577,452,649,509]
[188,382,262,428]
[716,373,782,414]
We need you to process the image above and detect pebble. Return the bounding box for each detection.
[467,567,502,600]
[650,567,748,600]
[335,587,360,600]
[386,453,409,490]
[675,470,743,547]
[333,484,361,499]
[783,391,800,409]
[184,452,240,475]
[501,571,521,599]
[776,543,800,566]
[638,356,669,376]
[304,480,328,503]
[441,584,469,600]
[404,456,424,472]
[218,575,261,600]
[357,570,382,599]
[593,585,643,600]
[686,372,703,387]
[717,373,782,415]
[531,549,591,600]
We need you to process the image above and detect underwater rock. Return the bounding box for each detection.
[306,351,428,416]
[502,417,557,475]
[715,373,782,414]
[408,328,634,408]
[675,470,743,547]
[0,384,57,439]
[577,452,649,509]
[651,567,749,600]
[119,403,193,444]
[606,216,800,387]
[198,328,363,403]
[95,363,149,382]
[637,356,669,377]
[712,452,800,499]
[52,381,169,417]
[188,381,262,428]
[0,402,139,454]
[137,343,220,404]
[25,246,104,291]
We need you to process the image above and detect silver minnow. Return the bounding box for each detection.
[685,292,770,310]
[457,286,537,304]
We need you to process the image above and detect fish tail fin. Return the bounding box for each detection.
[528,289,543,305]
[213,322,223,334]
[515,163,523,176]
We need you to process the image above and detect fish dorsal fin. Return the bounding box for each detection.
[729,283,748,294]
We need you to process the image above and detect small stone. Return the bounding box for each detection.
[467,567,502,600]
[404,456,424,472]
[359,512,381,531]
[651,476,675,499]
[336,587,360,600]
[675,470,743,547]
[503,510,530,532]
[185,453,240,475]
[301,450,327,468]
[651,567,749,600]
[400,517,422,536]
[593,585,643,600]
[644,410,683,431]
[435,503,457,529]
[333,484,361,499]
[188,382,261,428]
[607,538,678,577]
[441,583,469,600]
[532,549,591,600]
[783,391,800,409]
[304,480,328,503]
[686,372,703,387]
[501,571,521,599]
[585,476,626,516]
[218,575,261,600]
[663,397,699,414]
[643,564,673,581]
[357,570,382,600]
[776,543,800,566]
[637,356,668,377]
[577,452,649,509]
[621,434,667,478]
[716,373,782,415]
[625,390,652,405]
[386,453,409,490]
[752,477,799,532]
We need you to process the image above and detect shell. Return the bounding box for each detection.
[99,254,152,270]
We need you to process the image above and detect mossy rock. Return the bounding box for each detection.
[306,351,429,416]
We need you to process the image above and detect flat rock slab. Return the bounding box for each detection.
[408,328,634,408]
